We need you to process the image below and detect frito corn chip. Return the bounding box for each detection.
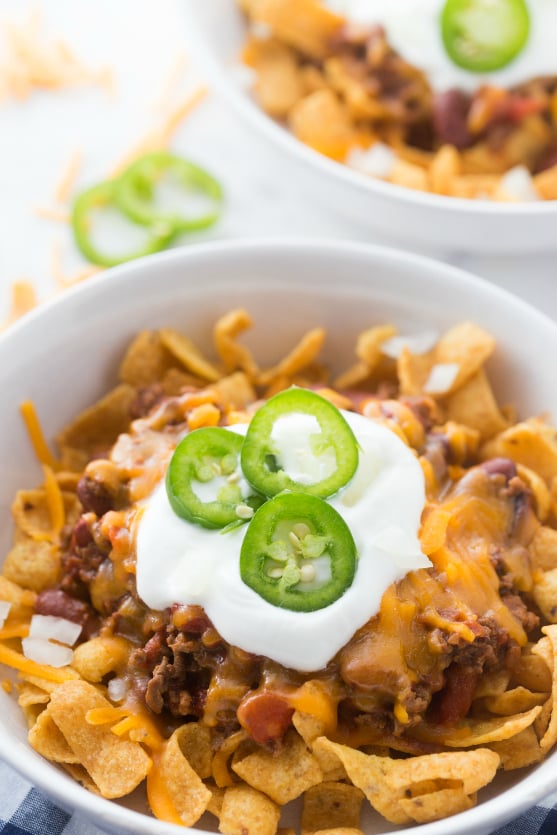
[398,322,495,398]
[483,686,548,716]
[48,680,151,798]
[219,785,280,835]
[232,730,323,805]
[443,368,508,440]
[212,371,257,411]
[17,681,50,708]
[314,739,499,825]
[11,490,80,543]
[533,569,557,624]
[56,384,137,457]
[253,0,343,60]
[119,330,178,386]
[249,37,305,118]
[481,419,557,484]
[489,726,543,770]
[398,786,475,824]
[257,327,325,387]
[538,625,557,752]
[174,722,212,780]
[289,90,354,160]
[29,707,80,764]
[301,781,364,834]
[530,526,557,572]
[71,636,130,682]
[511,649,553,693]
[214,309,260,379]
[3,538,60,592]
[147,726,211,825]
[159,328,222,382]
[439,705,542,746]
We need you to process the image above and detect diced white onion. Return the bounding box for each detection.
[499,166,540,202]
[29,614,81,647]
[0,601,11,629]
[381,330,438,359]
[22,637,73,668]
[346,143,397,179]
[423,362,460,395]
[107,677,129,703]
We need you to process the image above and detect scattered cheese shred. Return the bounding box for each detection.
[19,400,61,471]
[151,52,189,113]
[0,641,75,683]
[0,624,29,641]
[0,9,113,102]
[0,280,37,331]
[109,83,208,176]
[54,148,83,204]
[32,206,71,223]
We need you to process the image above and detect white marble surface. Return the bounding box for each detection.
[0,0,556,323]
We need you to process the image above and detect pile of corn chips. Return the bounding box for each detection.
[2,310,557,833]
[237,0,557,201]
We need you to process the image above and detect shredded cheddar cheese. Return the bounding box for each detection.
[19,400,60,471]
[0,10,113,102]
[0,642,75,683]
[109,84,208,177]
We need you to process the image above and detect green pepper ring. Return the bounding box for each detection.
[240,492,357,612]
[441,0,530,73]
[114,150,224,233]
[71,180,177,268]
[241,388,359,499]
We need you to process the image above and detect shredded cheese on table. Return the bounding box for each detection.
[0,9,113,102]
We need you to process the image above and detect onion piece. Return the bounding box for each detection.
[22,637,73,668]
[499,166,540,202]
[423,362,460,395]
[381,330,438,359]
[346,143,397,179]
[28,614,81,647]
[0,601,11,629]
[108,676,129,703]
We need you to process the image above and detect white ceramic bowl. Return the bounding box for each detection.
[183,0,557,255]
[1,239,557,835]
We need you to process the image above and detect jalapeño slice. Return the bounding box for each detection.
[115,151,223,233]
[241,388,359,499]
[166,427,261,529]
[240,492,357,612]
[441,0,530,73]
[71,180,175,267]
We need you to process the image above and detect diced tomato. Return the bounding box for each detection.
[237,690,294,745]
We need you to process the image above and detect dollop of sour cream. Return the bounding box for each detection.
[325,0,556,93]
[136,410,430,672]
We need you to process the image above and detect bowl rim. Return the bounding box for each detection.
[2,238,557,835]
[183,0,557,218]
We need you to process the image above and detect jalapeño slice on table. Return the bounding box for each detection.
[166,427,262,529]
[115,150,224,233]
[72,180,176,267]
[240,492,357,612]
[241,388,359,499]
[441,0,530,73]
